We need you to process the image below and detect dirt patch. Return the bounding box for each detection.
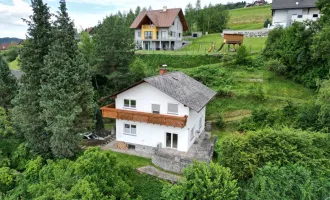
[247,78,264,82]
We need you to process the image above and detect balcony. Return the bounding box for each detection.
[142,25,157,30]
[101,103,188,128]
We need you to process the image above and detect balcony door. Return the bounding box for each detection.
[166,132,178,149]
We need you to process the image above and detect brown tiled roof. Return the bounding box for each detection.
[130,8,188,31]
[0,43,11,50]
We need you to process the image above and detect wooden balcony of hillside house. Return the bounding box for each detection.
[101,103,188,128]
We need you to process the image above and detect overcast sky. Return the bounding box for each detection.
[0,0,269,38]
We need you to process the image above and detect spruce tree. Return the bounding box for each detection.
[41,0,94,158]
[0,55,17,108]
[12,0,53,156]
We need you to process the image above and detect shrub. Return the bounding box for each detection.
[235,45,251,65]
[0,167,16,193]
[267,59,287,76]
[244,164,330,200]
[215,115,226,129]
[263,18,272,28]
[216,128,330,180]
[4,46,19,63]
[161,161,239,200]
[239,107,277,131]
[247,85,266,101]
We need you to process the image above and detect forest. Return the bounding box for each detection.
[0,0,330,199]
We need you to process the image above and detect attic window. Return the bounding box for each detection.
[168,103,178,115]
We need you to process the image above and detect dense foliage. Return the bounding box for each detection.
[3,46,20,62]
[263,1,330,88]
[217,128,330,180]
[244,164,330,200]
[136,54,221,69]
[185,1,229,34]
[162,162,239,200]
[0,55,17,108]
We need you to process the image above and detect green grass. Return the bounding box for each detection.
[228,5,272,30]
[136,33,267,55]
[9,58,19,70]
[175,63,314,122]
[110,151,152,168]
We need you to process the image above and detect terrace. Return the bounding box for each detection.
[101,103,188,128]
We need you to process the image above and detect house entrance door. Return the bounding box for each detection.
[166,133,178,149]
[144,42,149,50]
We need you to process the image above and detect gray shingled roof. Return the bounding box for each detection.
[144,72,216,112]
[272,0,317,10]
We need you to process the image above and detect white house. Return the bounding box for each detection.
[130,7,189,50]
[272,0,320,27]
[101,69,216,153]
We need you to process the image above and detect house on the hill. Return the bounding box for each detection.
[130,7,189,50]
[101,69,216,153]
[272,0,320,27]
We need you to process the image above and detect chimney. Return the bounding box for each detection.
[160,64,168,75]
[163,6,167,12]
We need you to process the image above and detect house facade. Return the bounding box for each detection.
[130,7,189,50]
[272,0,320,27]
[101,70,216,153]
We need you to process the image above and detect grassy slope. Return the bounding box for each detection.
[174,63,314,121]
[228,5,272,30]
[137,33,267,55]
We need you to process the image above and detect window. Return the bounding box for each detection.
[166,132,178,149]
[173,32,176,38]
[152,104,160,114]
[124,124,137,136]
[167,103,178,115]
[179,33,181,38]
[124,99,136,109]
[138,31,141,37]
[172,20,175,26]
[190,127,195,141]
[297,15,303,18]
[144,31,153,39]
[313,14,319,18]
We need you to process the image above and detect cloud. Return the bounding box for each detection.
[0,0,31,37]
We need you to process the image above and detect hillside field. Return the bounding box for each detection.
[228,5,272,30]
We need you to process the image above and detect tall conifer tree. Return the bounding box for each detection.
[0,55,17,108]
[41,0,94,158]
[12,0,53,156]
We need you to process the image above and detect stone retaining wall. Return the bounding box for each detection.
[222,29,269,37]
[152,153,192,174]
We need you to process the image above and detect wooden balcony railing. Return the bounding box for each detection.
[101,103,188,128]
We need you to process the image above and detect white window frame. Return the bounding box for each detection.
[165,132,178,149]
[138,31,141,37]
[123,124,137,136]
[124,99,136,109]
[190,126,195,141]
[167,103,179,115]
[151,104,161,114]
